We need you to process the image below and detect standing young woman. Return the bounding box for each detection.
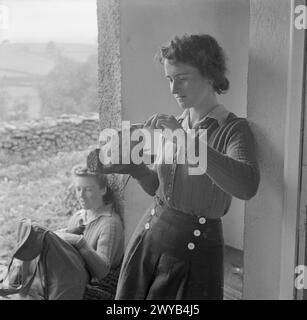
[88,34,260,300]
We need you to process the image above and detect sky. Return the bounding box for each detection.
[0,0,97,43]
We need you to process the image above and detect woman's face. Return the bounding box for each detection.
[163,59,213,110]
[74,176,105,210]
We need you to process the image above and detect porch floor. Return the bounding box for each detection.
[224,245,243,300]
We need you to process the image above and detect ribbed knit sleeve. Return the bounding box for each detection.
[206,119,260,200]
[76,237,110,280]
[76,214,124,281]
[130,164,159,196]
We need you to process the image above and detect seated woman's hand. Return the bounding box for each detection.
[55,228,67,233]
[54,231,83,246]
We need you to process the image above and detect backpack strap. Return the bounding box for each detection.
[0,256,40,297]
[39,233,50,299]
[0,226,49,298]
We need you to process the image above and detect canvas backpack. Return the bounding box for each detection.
[0,218,89,300]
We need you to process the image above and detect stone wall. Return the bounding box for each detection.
[0,113,100,162]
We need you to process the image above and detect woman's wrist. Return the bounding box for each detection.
[75,236,87,250]
[129,163,151,179]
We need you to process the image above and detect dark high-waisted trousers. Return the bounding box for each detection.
[115,196,224,300]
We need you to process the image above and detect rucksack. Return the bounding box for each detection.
[0,218,89,300]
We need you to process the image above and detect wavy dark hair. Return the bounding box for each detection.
[71,165,124,222]
[157,34,229,94]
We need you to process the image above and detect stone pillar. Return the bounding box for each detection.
[97,0,122,130]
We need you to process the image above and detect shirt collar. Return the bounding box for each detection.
[77,206,112,225]
[177,104,230,128]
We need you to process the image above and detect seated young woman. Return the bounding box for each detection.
[56,164,125,300]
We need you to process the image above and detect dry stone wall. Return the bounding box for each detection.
[0,113,100,162]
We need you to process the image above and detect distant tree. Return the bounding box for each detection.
[75,54,99,112]
[38,54,99,117]
[9,97,29,121]
[0,89,11,121]
[45,41,61,61]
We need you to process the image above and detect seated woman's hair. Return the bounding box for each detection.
[71,165,123,220]
[157,33,229,94]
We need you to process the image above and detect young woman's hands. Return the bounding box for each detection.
[144,114,182,131]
